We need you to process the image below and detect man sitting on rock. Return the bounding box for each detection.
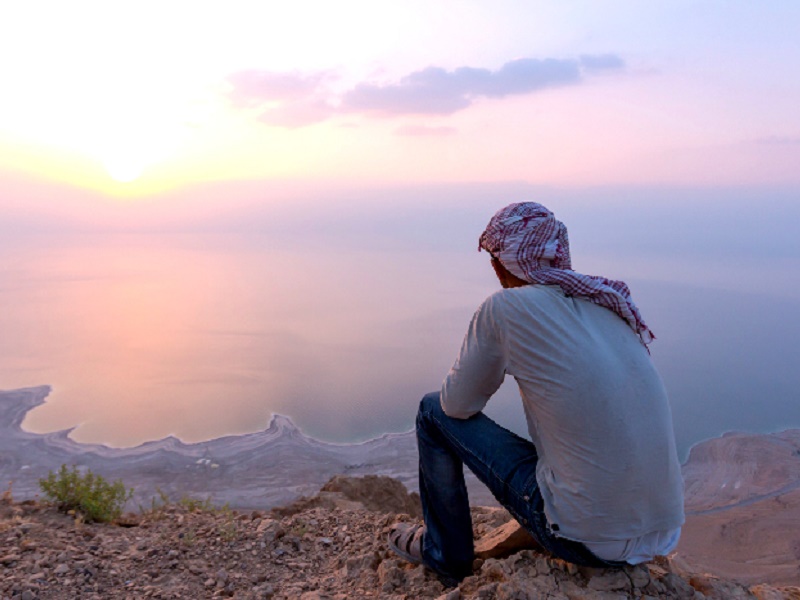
[389,202,685,585]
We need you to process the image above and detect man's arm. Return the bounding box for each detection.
[441,295,508,419]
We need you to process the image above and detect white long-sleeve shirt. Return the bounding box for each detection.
[441,285,684,560]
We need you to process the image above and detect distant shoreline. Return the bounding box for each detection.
[0,385,430,509]
[17,383,418,451]
[3,385,799,505]
[11,384,798,465]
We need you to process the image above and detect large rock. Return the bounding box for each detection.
[474,519,541,559]
[273,474,422,517]
[320,474,423,517]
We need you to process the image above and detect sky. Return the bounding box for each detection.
[1,0,799,217]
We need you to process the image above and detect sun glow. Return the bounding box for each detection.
[0,105,188,191]
[0,1,426,193]
[90,117,183,185]
[103,159,145,184]
[0,3,222,192]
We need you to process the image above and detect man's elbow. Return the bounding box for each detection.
[443,405,475,419]
[440,393,480,420]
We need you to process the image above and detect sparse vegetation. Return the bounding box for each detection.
[179,526,197,546]
[1,481,12,505]
[38,464,132,523]
[138,487,172,520]
[140,491,239,541]
[178,494,214,512]
[140,488,217,518]
[215,504,240,541]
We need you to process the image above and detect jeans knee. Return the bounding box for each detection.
[417,392,442,428]
[419,392,441,414]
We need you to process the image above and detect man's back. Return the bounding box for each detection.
[444,284,685,543]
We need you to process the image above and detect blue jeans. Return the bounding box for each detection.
[416,392,624,581]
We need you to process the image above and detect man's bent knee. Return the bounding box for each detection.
[417,392,445,432]
[419,392,443,416]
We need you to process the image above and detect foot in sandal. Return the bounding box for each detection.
[387,523,461,587]
[387,522,425,565]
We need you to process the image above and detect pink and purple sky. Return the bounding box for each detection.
[1,0,798,225]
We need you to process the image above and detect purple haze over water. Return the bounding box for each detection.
[1,183,798,460]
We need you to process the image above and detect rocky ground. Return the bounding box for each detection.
[3,476,800,600]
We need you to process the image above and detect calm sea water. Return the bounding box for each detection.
[2,190,799,459]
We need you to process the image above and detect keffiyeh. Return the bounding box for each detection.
[479,202,655,345]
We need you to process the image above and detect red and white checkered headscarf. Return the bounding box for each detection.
[479,202,655,345]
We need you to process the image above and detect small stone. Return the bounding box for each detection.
[661,572,695,598]
[116,512,141,527]
[535,556,551,575]
[587,569,631,592]
[204,577,216,588]
[54,563,69,575]
[626,564,651,589]
[476,582,499,598]
[19,523,36,534]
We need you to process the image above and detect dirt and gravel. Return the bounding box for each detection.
[3,475,800,600]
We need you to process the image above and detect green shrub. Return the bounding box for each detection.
[39,465,133,523]
[178,495,214,512]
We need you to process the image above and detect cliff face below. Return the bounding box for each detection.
[682,430,800,514]
[2,386,799,588]
[680,430,800,587]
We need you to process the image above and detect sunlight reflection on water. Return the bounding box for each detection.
[2,233,490,446]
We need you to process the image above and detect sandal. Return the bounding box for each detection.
[388,522,425,565]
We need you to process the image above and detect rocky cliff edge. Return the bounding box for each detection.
[2,475,799,600]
